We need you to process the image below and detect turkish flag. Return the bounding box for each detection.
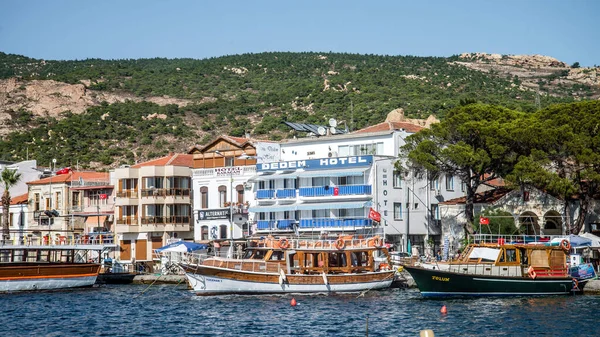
[479,217,490,225]
[333,187,339,196]
[56,167,72,175]
[368,208,381,222]
[99,194,108,200]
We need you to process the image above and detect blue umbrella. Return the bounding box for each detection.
[156,241,208,253]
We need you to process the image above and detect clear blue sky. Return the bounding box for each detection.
[1,0,598,66]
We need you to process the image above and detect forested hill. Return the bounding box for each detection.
[0,51,598,169]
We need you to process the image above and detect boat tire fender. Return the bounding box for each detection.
[560,239,571,253]
[279,238,290,249]
[335,239,345,250]
[572,278,579,291]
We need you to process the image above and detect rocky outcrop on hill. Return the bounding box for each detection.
[0,78,195,135]
[453,53,600,98]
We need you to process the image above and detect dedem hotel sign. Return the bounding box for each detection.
[257,155,373,172]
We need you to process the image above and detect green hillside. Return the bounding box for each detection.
[0,51,593,168]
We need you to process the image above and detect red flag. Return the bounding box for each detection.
[368,207,381,222]
[479,217,490,225]
[99,194,108,200]
[56,167,72,175]
[333,187,339,196]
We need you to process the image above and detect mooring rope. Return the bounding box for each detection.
[133,273,163,298]
[357,272,396,297]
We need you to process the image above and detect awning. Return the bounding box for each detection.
[296,167,368,178]
[296,201,371,211]
[86,216,107,225]
[249,204,299,212]
[253,171,298,181]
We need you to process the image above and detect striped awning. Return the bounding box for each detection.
[250,201,371,213]
[248,204,299,212]
[295,167,368,178]
[296,201,371,211]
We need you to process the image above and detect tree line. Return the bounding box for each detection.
[400,100,600,235]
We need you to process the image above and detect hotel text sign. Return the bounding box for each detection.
[257,155,373,172]
[197,209,230,220]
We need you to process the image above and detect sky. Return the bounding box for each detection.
[1,0,598,66]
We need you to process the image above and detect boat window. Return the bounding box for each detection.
[329,252,347,267]
[251,250,266,260]
[530,250,550,268]
[506,249,517,262]
[468,247,501,261]
[269,251,284,261]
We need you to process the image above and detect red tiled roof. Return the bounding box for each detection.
[353,121,423,134]
[10,193,28,205]
[27,171,109,185]
[440,187,512,205]
[131,153,193,168]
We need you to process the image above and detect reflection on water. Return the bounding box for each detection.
[0,285,599,337]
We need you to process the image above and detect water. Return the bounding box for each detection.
[1,285,599,337]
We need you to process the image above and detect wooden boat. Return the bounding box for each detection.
[0,245,101,292]
[402,239,575,297]
[180,235,395,296]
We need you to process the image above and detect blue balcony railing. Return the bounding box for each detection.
[256,189,275,199]
[298,218,373,228]
[276,189,296,199]
[338,185,372,195]
[256,219,295,230]
[299,185,372,197]
[257,220,276,230]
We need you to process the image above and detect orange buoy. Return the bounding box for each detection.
[291,298,297,306]
[440,305,447,314]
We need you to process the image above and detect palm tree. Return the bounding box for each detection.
[1,167,22,244]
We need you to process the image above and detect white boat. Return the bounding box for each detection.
[180,235,395,295]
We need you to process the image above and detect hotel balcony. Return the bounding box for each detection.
[256,189,275,199]
[255,218,373,231]
[299,185,372,197]
[140,188,191,198]
[116,190,139,198]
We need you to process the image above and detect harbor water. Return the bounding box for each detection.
[1,285,599,336]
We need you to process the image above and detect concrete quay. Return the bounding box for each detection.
[582,279,600,294]
[133,274,187,285]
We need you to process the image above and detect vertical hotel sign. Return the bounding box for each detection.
[257,155,373,172]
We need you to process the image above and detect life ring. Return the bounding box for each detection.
[527,266,537,279]
[279,238,290,249]
[572,278,579,291]
[380,263,390,271]
[560,239,571,252]
[373,237,383,247]
[335,239,345,250]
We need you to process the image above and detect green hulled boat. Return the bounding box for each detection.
[403,240,575,297]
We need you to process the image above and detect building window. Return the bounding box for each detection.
[218,185,227,207]
[225,157,234,167]
[445,175,454,191]
[200,186,208,209]
[431,204,440,220]
[394,203,402,220]
[34,193,40,211]
[236,185,244,204]
[393,171,402,188]
[89,189,109,207]
[201,226,208,240]
[219,224,228,239]
[461,181,466,192]
[430,177,439,191]
[55,192,62,210]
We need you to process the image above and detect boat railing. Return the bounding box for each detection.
[470,234,565,245]
[1,235,114,247]
[252,235,386,250]
[185,253,284,274]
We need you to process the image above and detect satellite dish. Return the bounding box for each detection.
[329,118,337,127]
[330,126,337,135]
[317,126,326,136]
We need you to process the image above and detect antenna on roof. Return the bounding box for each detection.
[317,126,326,136]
